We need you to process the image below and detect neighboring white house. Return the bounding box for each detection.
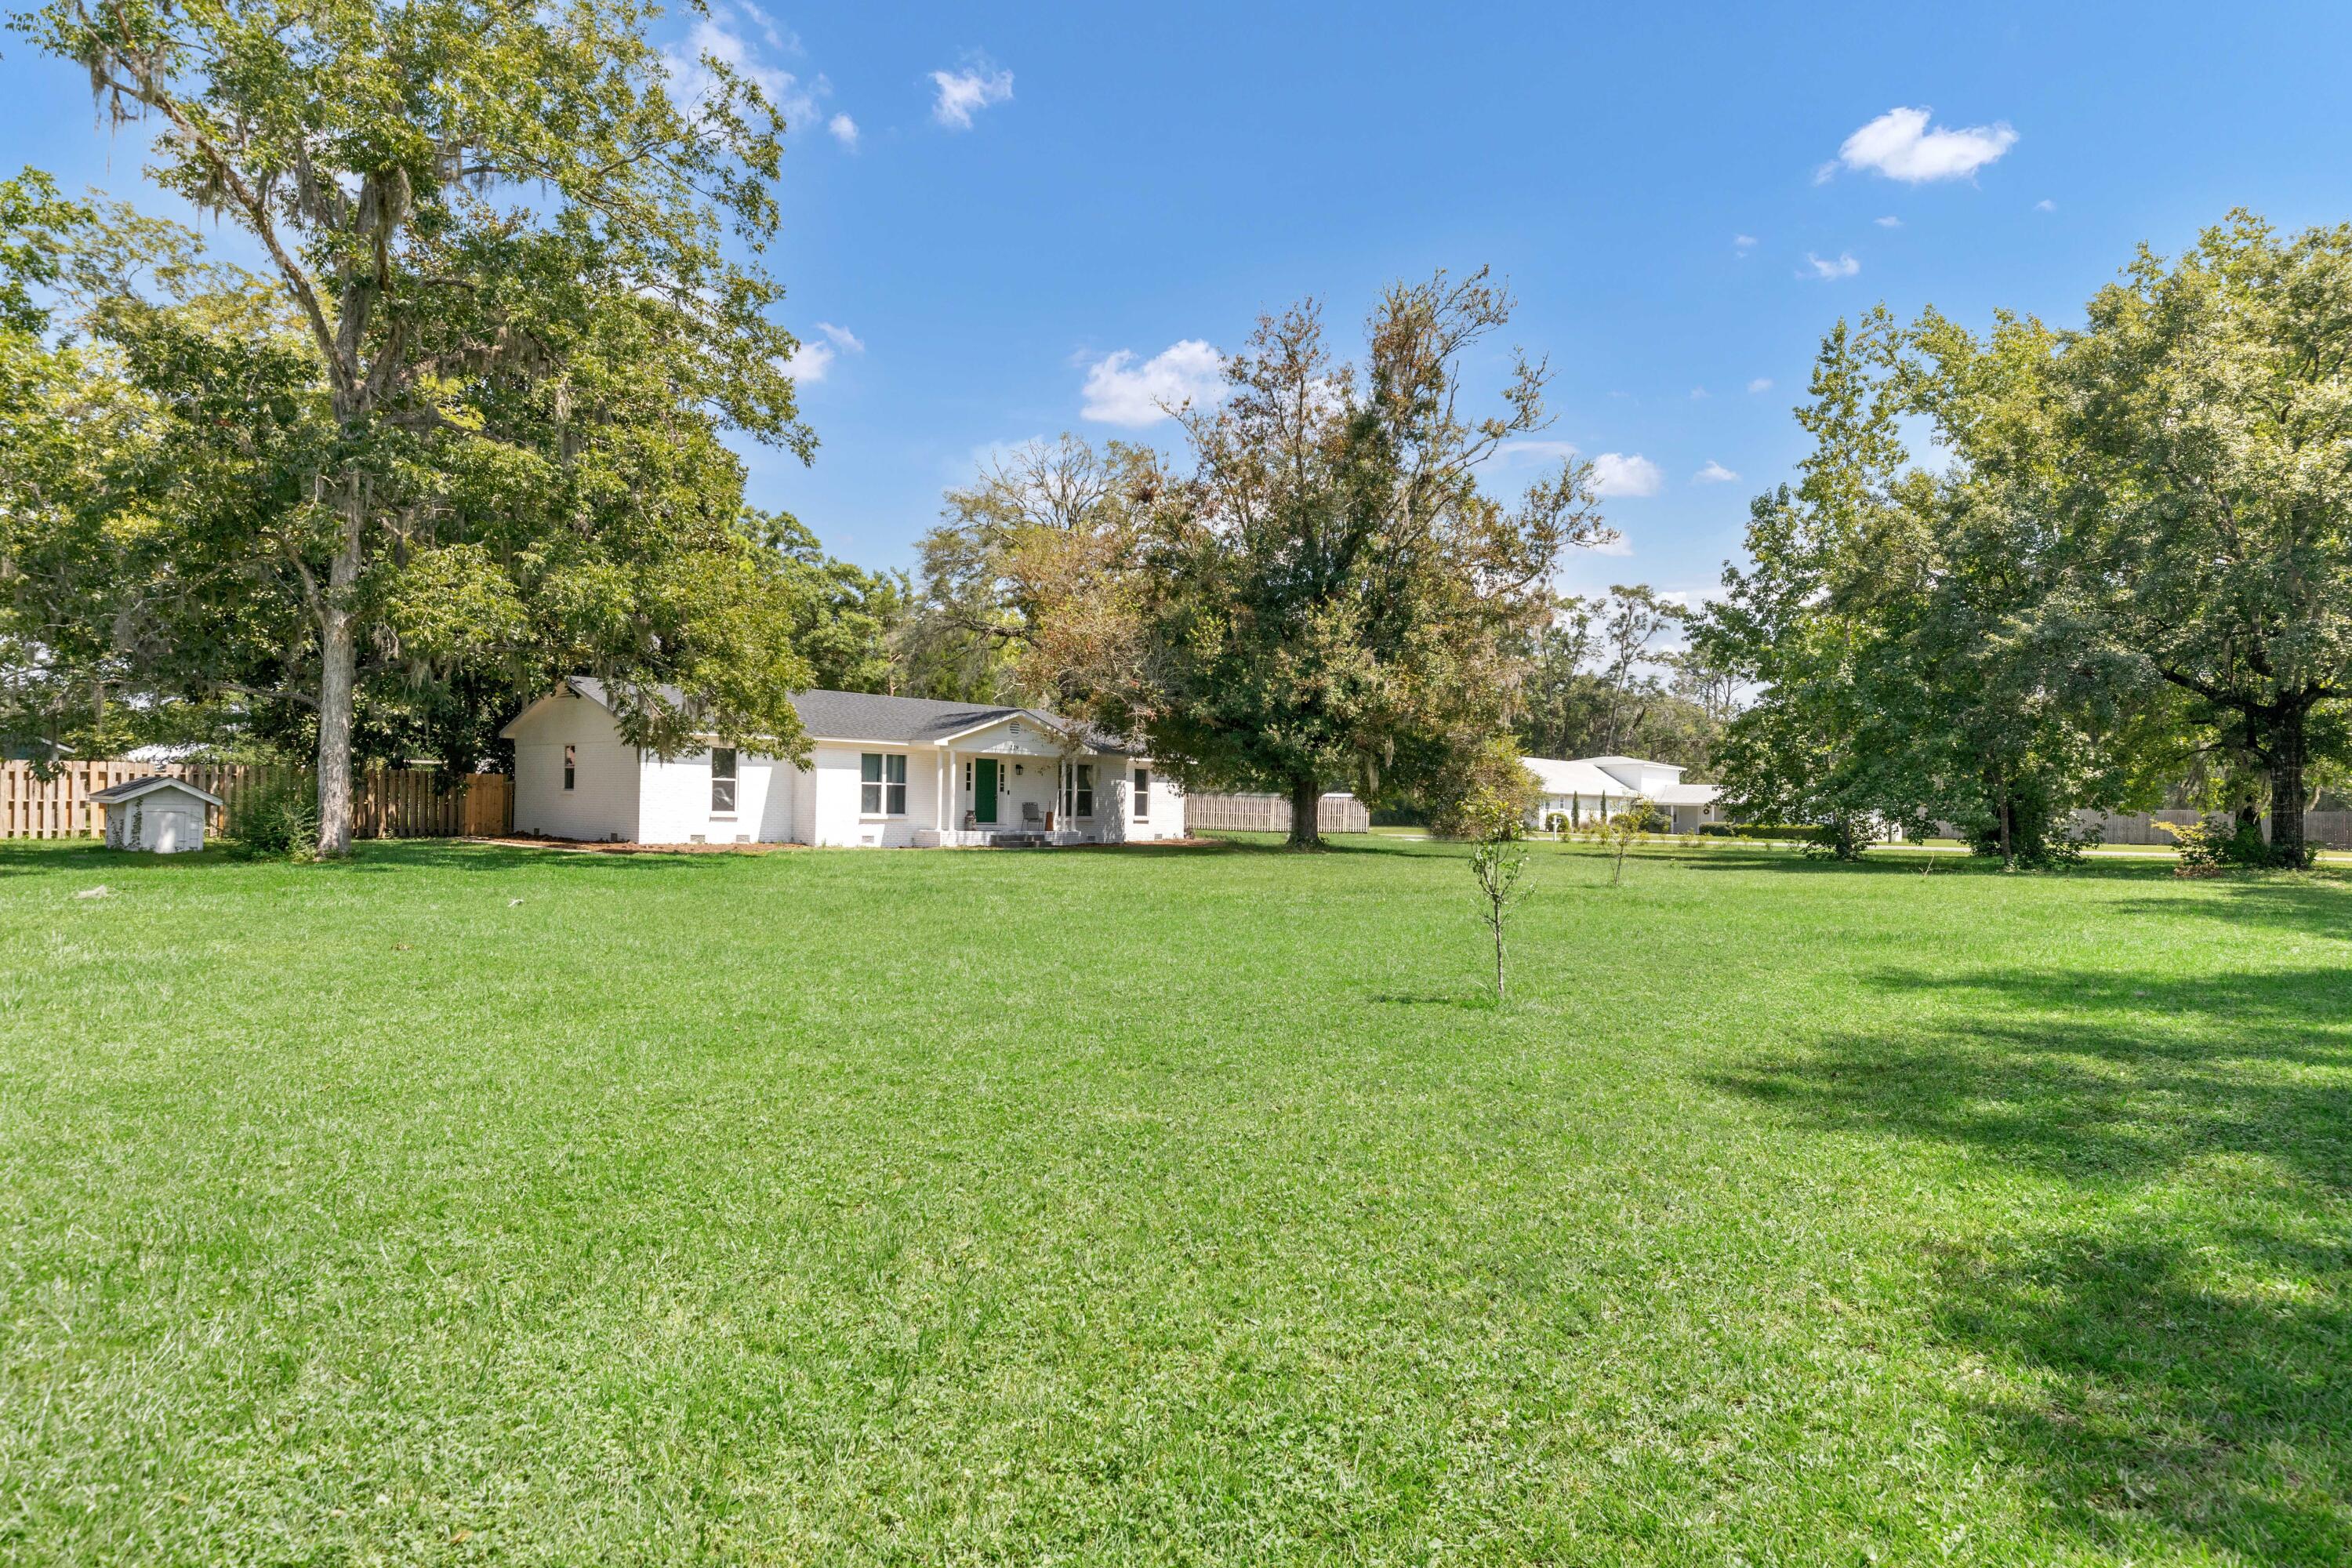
[499,680,1188,848]
[1523,754,1724,835]
[92,775,222,853]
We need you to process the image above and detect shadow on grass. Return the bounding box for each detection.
[1664,845,2199,881]
[1929,1221,2348,1563]
[1711,964,2352,1561]
[0,840,252,879]
[2100,877,2352,943]
[1195,831,1443,857]
[1714,967,2352,1188]
[1370,990,1498,1011]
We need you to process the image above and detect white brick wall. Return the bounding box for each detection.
[510,694,640,841]
[804,742,949,846]
[1120,761,1185,841]
[637,748,795,844]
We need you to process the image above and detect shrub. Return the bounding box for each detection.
[2154,814,2305,872]
[1544,812,1568,837]
[1962,800,2105,868]
[1427,738,1541,840]
[1606,799,1664,834]
[1805,815,1874,861]
[235,778,319,862]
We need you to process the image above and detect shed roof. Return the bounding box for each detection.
[89,775,225,808]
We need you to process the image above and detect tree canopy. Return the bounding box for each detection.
[1021,271,1610,846]
[11,0,826,850]
[1699,212,2352,866]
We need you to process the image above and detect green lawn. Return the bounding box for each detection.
[3,836,2347,1565]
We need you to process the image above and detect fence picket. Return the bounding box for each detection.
[0,760,514,841]
[1182,792,1370,835]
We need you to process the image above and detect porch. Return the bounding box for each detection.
[920,741,1127,847]
[915,823,1117,848]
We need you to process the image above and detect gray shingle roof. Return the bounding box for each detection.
[560,678,1134,753]
[89,775,226,807]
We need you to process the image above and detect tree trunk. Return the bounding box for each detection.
[1287,775,1323,849]
[1992,765,2014,871]
[2269,700,2308,866]
[315,601,356,858]
[314,477,365,859]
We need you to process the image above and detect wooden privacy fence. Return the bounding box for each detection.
[1185,790,1371,835]
[1,760,512,840]
[2074,808,2352,850]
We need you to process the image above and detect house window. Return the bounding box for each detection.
[1062,762,1095,819]
[862,752,906,815]
[1133,767,1150,822]
[710,748,737,814]
[563,744,576,793]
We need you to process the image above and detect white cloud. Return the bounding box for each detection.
[663,9,850,151]
[1693,461,1740,485]
[1746,376,1774,394]
[1875,215,1903,227]
[783,321,866,383]
[1493,439,1581,466]
[1800,251,1861,280]
[1689,387,1710,401]
[731,0,797,54]
[783,341,834,382]
[1733,234,1758,255]
[2034,198,2056,212]
[931,63,1013,129]
[1080,339,1225,426]
[1831,105,2017,183]
[666,16,782,108]
[1590,452,1663,499]
[1587,533,1635,557]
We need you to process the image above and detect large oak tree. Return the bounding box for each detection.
[1040,271,1609,847]
[15,0,820,851]
[2053,212,2352,866]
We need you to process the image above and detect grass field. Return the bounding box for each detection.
[3,834,2347,1565]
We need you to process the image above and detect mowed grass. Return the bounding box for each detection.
[2,835,2347,1566]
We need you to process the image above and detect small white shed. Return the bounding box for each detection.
[92,776,223,854]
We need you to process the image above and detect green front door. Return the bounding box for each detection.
[975,758,998,824]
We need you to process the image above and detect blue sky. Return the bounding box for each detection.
[7,2,2352,605]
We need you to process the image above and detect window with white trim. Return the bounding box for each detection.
[710,748,737,813]
[862,752,906,815]
[1133,767,1150,822]
[1061,762,1095,819]
[563,744,576,793]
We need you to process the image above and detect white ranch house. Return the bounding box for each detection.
[502,680,1186,848]
[1523,754,1722,834]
